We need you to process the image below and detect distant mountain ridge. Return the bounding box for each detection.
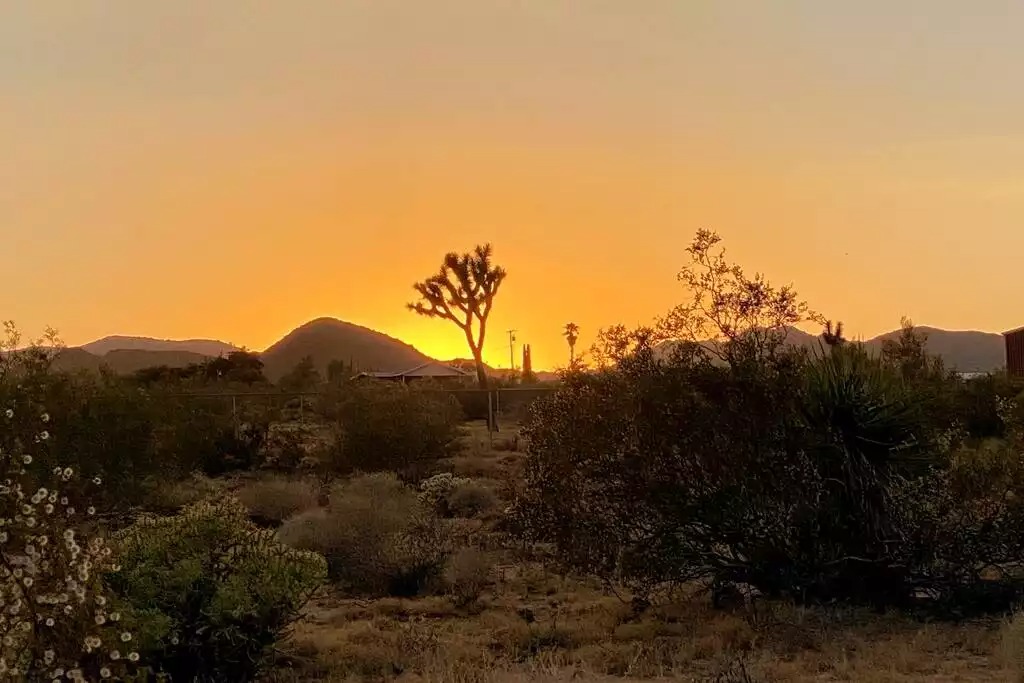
[660,325,1007,373]
[38,321,1013,378]
[81,336,240,357]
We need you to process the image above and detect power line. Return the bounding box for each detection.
[505,329,516,368]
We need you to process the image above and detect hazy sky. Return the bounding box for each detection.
[3,2,1023,369]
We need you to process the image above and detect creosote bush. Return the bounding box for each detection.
[514,335,1024,613]
[512,232,1024,613]
[443,547,494,607]
[106,497,326,683]
[236,476,321,527]
[324,382,463,481]
[278,473,450,597]
[447,480,499,519]
[0,334,141,681]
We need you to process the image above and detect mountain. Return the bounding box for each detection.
[861,327,1006,373]
[259,318,431,381]
[48,348,213,375]
[100,349,212,375]
[657,326,1007,373]
[81,336,239,357]
[50,348,105,374]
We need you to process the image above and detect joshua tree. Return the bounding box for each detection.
[563,323,580,364]
[409,244,507,391]
[822,320,846,347]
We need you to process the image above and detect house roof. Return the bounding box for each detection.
[356,361,472,379]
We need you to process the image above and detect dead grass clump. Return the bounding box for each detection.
[1002,610,1024,681]
[448,480,500,519]
[277,473,450,597]
[145,472,224,513]
[236,475,320,526]
[444,547,495,606]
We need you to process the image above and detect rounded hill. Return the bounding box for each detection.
[259,318,431,381]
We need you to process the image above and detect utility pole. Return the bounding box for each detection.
[507,329,517,370]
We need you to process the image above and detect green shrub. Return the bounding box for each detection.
[447,480,499,519]
[325,382,463,481]
[260,422,322,471]
[277,473,450,596]
[236,476,321,527]
[418,472,470,514]
[145,472,224,514]
[106,497,326,683]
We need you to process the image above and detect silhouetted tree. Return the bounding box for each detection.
[822,320,846,348]
[659,229,824,364]
[205,351,267,385]
[326,358,356,384]
[521,343,536,384]
[279,355,322,393]
[408,244,507,391]
[881,317,940,382]
[563,323,580,365]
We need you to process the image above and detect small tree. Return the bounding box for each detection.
[563,323,580,365]
[278,355,322,393]
[408,244,507,390]
[659,229,823,364]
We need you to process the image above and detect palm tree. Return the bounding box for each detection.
[563,323,580,364]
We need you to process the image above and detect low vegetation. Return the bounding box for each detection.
[4,232,1024,681]
[277,473,451,597]
[107,498,326,682]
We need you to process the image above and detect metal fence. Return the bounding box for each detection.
[159,385,558,426]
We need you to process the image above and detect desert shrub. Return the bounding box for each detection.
[260,422,318,471]
[277,473,450,596]
[236,476,320,527]
[156,397,270,476]
[418,472,470,514]
[512,335,1024,611]
[443,547,494,606]
[447,480,499,519]
[325,382,463,481]
[0,336,143,680]
[106,497,326,683]
[0,350,272,508]
[145,472,224,514]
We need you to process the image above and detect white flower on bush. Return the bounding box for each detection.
[0,393,138,679]
[418,472,471,512]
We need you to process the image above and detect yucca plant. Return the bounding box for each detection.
[799,343,928,602]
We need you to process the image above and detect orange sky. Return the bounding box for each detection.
[3,2,1023,370]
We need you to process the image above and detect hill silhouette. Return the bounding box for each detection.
[259,318,430,381]
[82,335,239,357]
[49,348,214,375]
[658,325,1006,373]
[33,321,1012,378]
[860,326,1005,373]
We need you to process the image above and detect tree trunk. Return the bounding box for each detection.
[473,358,488,391]
[472,351,497,431]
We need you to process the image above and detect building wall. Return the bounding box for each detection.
[1007,330,1024,378]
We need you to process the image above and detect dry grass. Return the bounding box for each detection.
[262,554,1009,682]
[277,473,450,596]
[236,475,321,525]
[256,418,1010,681]
[146,472,227,513]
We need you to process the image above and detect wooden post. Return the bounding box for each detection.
[487,390,494,446]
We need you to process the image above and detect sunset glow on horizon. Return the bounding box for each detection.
[4,2,1024,370]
